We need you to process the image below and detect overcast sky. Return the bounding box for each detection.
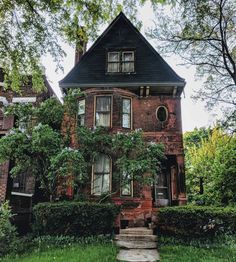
[42,2,219,132]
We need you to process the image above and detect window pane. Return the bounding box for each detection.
[93,174,102,195]
[78,115,85,126]
[94,155,110,173]
[123,52,133,61]
[96,97,111,112]
[78,100,85,115]
[122,114,130,128]
[96,113,110,127]
[108,62,119,72]
[102,174,110,192]
[123,99,131,113]
[121,172,132,196]
[156,106,168,122]
[108,52,119,62]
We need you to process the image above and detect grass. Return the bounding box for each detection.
[1,244,118,262]
[1,239,236,262]
[160,244,236,262]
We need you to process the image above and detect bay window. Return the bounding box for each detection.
[122,98,131,128]
[78,99,85,126]
[95,96,111,127]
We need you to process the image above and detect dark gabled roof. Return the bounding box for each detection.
[60,12,185,90]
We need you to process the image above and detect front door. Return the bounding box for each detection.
[153,170,171,207]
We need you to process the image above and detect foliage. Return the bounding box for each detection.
[0,98,85,201]
[33,201,120,236]
[0,0,165,91]
[184,128,236,205]
[0,201,18,257]
[77,127,165,197]
[151,0,236,129]
[157,205,236,239]
[0,95,165,201]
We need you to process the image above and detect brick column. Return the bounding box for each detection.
[0,161,9,203]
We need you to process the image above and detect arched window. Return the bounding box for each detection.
[156,106,168,122]
[92,154,111,195]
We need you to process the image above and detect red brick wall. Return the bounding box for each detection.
[0,161,9,203]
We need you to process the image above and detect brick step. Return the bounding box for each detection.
[120,227,153,235]
[115,234,157,242]
[116,240,157,249]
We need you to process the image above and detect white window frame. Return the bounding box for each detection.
[107,51,135,73]
[94,95,112,127]
[120,171,133,197]
[91,154,112,196]
[78,99,85,126]
[122,97,132,129]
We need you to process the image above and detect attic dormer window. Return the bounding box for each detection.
[107,51,135,73]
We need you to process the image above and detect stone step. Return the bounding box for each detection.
[116,240,157,249]
[120,227,153,235]
[115,234,157,242]
[117,249,160,262]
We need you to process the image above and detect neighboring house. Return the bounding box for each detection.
[0,68,54,221]
[59,12,187,228]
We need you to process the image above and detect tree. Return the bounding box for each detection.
[184,127,236,205]
[0,95,165,202]
[151,0,236,130]
[0,0,163,91]
[0,98,86,201]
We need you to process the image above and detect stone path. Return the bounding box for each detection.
[115,227,160,262]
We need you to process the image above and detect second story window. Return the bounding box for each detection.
[78,99,85,126]
[95,96,111,127]
[107,51,135,73]
[122,98,131,128]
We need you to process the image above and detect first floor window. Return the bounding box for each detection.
[121,171,133,196]
[78,99,85,126]
[0,109,4,128]
[92,154,111,195]
[122,98,131,128]
[95,96,111,127]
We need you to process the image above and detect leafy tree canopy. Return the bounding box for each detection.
[0,0,164,91]
[184,127,236,206]
[151,0,236,130]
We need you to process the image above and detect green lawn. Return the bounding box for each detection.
[1,243,236,262]
[1,244,117,262]
[160,245,236,262]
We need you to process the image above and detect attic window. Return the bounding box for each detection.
[107,51,135,73]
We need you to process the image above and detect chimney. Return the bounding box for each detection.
[74,26,87,65]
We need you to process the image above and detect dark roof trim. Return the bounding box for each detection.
[60,81,186,88]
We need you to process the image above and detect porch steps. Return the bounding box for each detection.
[115,227,159,262]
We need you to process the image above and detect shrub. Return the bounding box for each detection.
[33,201,120,236]
[157,205,236,238]
[0,201,18,256]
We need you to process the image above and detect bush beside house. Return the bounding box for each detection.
[157,206,236,238]
[33,201,120,236]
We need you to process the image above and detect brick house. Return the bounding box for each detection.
[59,12,187,228]
[0,68,54,219]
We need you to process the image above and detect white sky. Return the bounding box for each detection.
[42,2,219,132]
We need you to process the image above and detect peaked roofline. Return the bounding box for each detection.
[59,12,185,87]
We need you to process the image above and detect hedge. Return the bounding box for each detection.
[157,206,236,238]
[33,201,120,236]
